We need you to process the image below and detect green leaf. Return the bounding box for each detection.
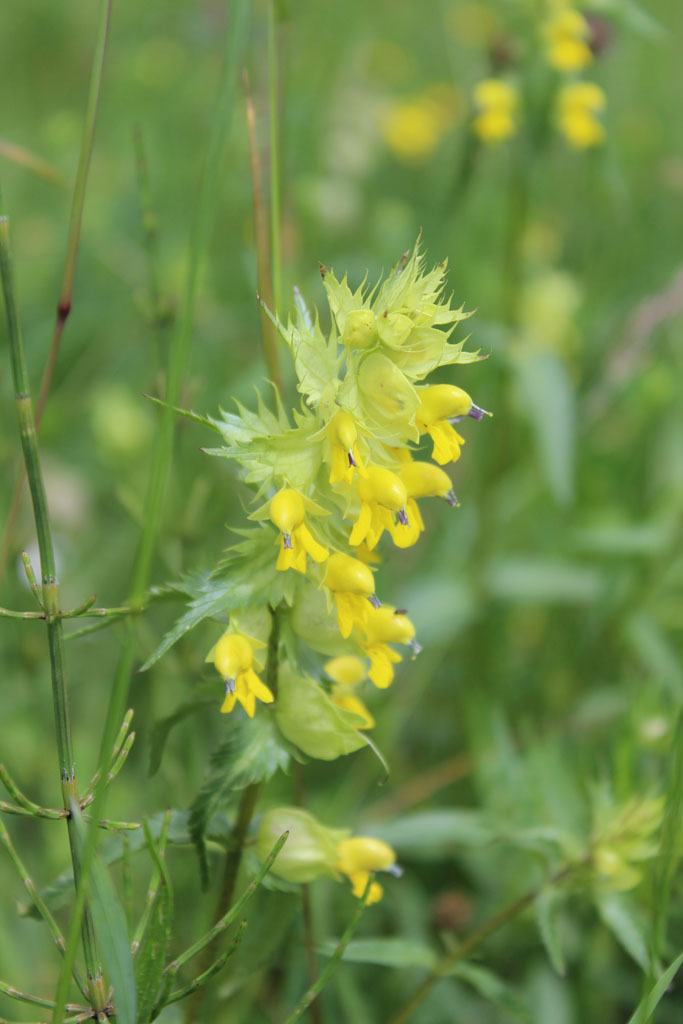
[596,892,649,969]
[451,962,532,1022]
[189,713,290,886]
[71,805,137,1024]
[513,349,574,505]
[625,951,683,1024]
[148,693,216,775]
[135,823,174,1024]
[369,810,493,858]
[535,888,566,976]
[627,613,683,697]
[318,937,437,970]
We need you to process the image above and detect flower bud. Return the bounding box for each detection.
[342,309,378,349]
[325,553,375,596]
[417,384,472,425]
[330,411,358,452]
[357,466,407,513]
[324,655,368,686]
[257,806,348,883]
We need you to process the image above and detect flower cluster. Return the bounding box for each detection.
[199,244,487,902]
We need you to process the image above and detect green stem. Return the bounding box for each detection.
[268,0,282,316]
[0,0,112,585]
[0,212,105,1012]
[51,7,252,1022]
[388,862,577,1024]
[282,878,373,1024]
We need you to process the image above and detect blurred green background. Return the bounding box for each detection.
[1,1,682,1021]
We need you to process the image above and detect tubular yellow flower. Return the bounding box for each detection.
[389,460,458,548]
[472,78,517,143]
[324,552,377,638]
[349,466,409,550]
[270,488,328,573]
[557,82,606,148]
[328,411,365,485]
[416,384,469,465]
[325,655,374,729]
[363,605,417,688]
[544,9,593,72]
[210,632,273,718]
[335,836,399,904]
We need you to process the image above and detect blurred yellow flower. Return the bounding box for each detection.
[544,8,593,73]
[557,82,606,148]
[335,836,398,904]
[381,85,459,164]
[325,656,375,729]
[472,78,518,143]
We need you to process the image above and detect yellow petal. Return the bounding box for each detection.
[245,667,274,705]
[276,538,297,572]
[296,523,329,564]
[220,691,238,714]
[349,502,372,546]
[367,644,402,688]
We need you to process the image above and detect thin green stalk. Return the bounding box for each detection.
[133,127,169,331]
[294,763,321,1024]
[268,0,282,316]
[282,878,373,1024]
[51,6,252,1022]
[0,981,86,1014]
[162,922,246,1009]
[388,862,577,1024]
[0,211,105,1012]
[0,0,112,584]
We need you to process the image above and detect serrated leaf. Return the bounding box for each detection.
[596,891,649,969]
[369,810,493,858]
[625,951,683,1024]
[513,349,575,505]
[71,805,136,1024]
[189,713,290,886]
[319,937,437,970]
[535,888,566,976]
[135,824,174,1024]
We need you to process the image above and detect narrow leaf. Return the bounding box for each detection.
[625,951,683,1024]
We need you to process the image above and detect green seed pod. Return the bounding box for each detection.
[257,806,348,883]
[275,664,368,761]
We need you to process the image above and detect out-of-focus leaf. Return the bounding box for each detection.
[627,613,683,696]
[370,810,493,858]
[535,888,566,976]
[652,708,683,958]
[189,713,290,886]
[594,0,665,38]
[319,937,437,970]
[573,521,670,556]
[486,559,602,603]
[148,693,216,775]
[513,349,574,505]
[596,892,649,969]
[625,951,683,1024]
[450,962,532,1021]
[135,824,173,1024]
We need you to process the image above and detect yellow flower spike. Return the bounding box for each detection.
[416,384,489,466]
[324,655,368,686]
[270,488,329,574]
[211,632,274,717]
[324,552,377,638]
[544,9,593,72]
[328,411,365,486]
[335,837,399,905]
[363,605,418,688]
[350,466,409,549]
[557,82,606,149]
[472,78,518,143]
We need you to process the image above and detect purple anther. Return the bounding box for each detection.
[409,638,422,656]
[282,532,293,550]
[347,450,357,468]
[445,490,459,508]
[387,863,404,878]
[397,507,409,527]
[468,403,490,420]
[369,593,382,609]
[225,678,236,695]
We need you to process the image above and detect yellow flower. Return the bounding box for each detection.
[382,98,444,164]
[325,655,374,729]
[324,552,377,638]
[269,488,328,573]
[349,466,409,550]
[416,384,487,465]
[328,411,365,485]
[389,460,458,548]
[363,605,417,688]
[335,836,399,904]
[557,82,606,148]
[208,631,273,717]
[472,78,517,143]
[544,9,593,72]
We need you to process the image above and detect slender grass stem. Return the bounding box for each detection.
[293,763,321,1024]
[0,211,105,1012]
[388,861,579,1024]
[0,0,112,584]
[162,922,246,1010]
[0,981,86,1014]
[268,0,282,316]
[133,127,170,331]
[51,7,252,1023]
[282,878,373,1024]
